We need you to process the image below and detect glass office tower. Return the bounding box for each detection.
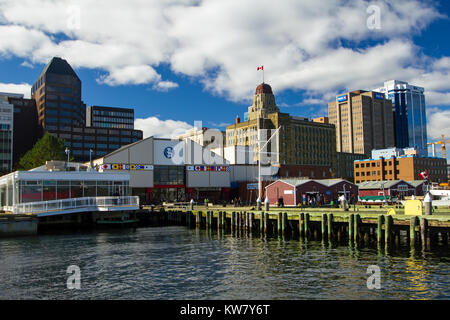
[373,80,428,157]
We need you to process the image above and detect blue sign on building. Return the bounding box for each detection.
[374,92,385,100]
[337,94,348,102]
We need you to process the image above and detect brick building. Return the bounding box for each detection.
[354,156,447,184]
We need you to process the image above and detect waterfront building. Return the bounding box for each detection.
[31,57,143,162]
[0,94,14,173]
[328,90,395,157]
[91,136,231,204]
[265,178,357,206]
[0,160,130,209]
[86,105,135,129]
[357,180,425,202]
[373,80,427,156]
[225,83,336,177]
[354,155,447,184]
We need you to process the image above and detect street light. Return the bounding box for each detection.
[89,149,93,168]
[65,147,70,163]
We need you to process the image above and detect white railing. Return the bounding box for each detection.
[9,196,139,215]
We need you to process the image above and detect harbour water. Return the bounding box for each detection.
[0,226,448,300]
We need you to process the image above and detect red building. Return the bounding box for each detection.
[265,179,357,206]
[357,180,424,202]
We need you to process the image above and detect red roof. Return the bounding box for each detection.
[255,83,273,95]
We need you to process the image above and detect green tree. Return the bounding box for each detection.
[17,132,70,170]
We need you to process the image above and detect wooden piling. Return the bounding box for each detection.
[250,212,254,232]
[277,212,282,235]
[321,213,327,240]
[327,213,333,240]
[348,214,354,241]
[354,214,360,243]
[282,212,288,234]
[377,215,384,244]
[410,216,418,247]
[420,217,428,250]
[196,211,202,227]
[304,213,310,238]
[299,213,304,237]
[264,212,269,234]
[385,215,393,246]
[231,212,236,231]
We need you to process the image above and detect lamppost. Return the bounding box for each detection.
[65,147,70,163]
[89,149,93,168]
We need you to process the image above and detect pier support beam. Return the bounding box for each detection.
[377,215,384,244]
[410,216,418,247]
[385,215,393,247]
[282,212,288,235]
[304,213,310,239]
[321,213,327,240]
[354,214,361,244]
[348,214,354,242]
[420,217,428,250]
[327,213,333,240]
[196,211,202,228]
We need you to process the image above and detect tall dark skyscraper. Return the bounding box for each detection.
[31,57,85,131]
[30,57,143,162]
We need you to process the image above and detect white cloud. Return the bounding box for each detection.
[152,80,179,92]
[134,116,193,139]
[0,82,31,98]
[0,0,448,104]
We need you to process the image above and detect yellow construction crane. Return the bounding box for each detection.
[427,134,449,158]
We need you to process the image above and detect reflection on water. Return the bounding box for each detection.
[0,226,448,300]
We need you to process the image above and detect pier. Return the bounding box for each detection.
[0,214,38,237]
[155,207,450,250]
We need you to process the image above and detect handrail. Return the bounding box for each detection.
[8,196,139,215]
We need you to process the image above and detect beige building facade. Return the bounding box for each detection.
[328,90,395,156]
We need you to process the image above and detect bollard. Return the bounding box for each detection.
[424,193,432,215]
[264,197,270,211]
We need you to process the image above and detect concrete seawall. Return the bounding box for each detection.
[0,214,38,237]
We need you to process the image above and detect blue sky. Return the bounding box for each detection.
[0,0,449,156]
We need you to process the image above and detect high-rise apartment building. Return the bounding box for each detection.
[373,80,428,156]
[328,90,395,157]
[5,94,39,166]
[0,94,14,172]
[30,57,143,162]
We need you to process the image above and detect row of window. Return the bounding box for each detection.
[92,110,133,118]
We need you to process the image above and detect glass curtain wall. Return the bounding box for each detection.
[0,179,130,206]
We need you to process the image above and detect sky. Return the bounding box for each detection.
[0,0,450,157]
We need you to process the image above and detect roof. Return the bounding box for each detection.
[40,57,79,79]
[407,180,425,187]
[357,180,412,190]
[266,178,354,189]
[255,83,273,95]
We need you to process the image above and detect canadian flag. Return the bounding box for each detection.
[257,66,264,71]
[419,171,429,180]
